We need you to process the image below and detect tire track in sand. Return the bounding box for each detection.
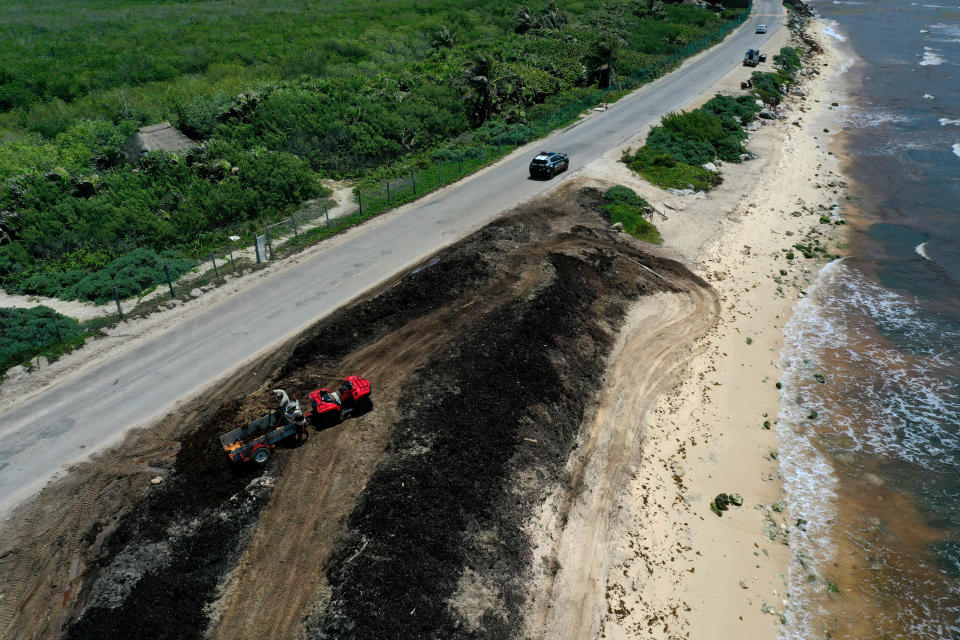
[526,283,718,639]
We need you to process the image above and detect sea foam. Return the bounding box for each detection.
[778,260,960,639]
[920,47,946,65]
[822,20,847,41]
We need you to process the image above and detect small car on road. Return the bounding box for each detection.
[529,151,569,179]
[755,24,767,34]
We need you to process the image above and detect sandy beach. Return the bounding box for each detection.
[534,17,854,639]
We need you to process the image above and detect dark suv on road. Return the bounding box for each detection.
[529,151,569,179]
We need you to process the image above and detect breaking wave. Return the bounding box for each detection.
[920,47,946,65]
[778,260,960,639]
[821,20,847,41]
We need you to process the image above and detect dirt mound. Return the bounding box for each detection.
[52,184,702,640]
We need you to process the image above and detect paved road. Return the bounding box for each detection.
[0,0,783,516]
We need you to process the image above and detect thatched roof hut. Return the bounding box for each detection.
[122,122,196,161]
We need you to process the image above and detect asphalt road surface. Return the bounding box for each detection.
[0,0,784,516]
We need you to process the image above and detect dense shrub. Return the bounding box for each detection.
[774,46,802,76]
[0,306,84,373]
[646,126,718,165]
[701,93,762,126]
[604,185,649,208]
[750,71,784,105]
[61,249,195,304]
[622,146,722,191]
[600,186,660,243]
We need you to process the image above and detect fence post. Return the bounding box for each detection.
[164,264,175,298]
[210,252,220,279]
[438,162,442,184]
[411,168,417,194]
[229,247,236,271]
[386,180,391,205]
[291,215,298,239]
[358,191,362,215]
[265,227,273,260]
[114,286,123,320]
[254,238,262,263]
[458,151,462,173]
[324,202,330,227]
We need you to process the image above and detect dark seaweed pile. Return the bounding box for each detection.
[65,194,686,640]
[66,251,496,640]
[311,246,664,640]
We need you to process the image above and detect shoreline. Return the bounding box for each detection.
[566,15,855,639]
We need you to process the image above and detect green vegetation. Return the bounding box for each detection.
[750,46,802,104]
[0,306,84,374]
[0,0,750,302]
[624,46,804,189]
[621,93,759,189]
[601,185,660,243]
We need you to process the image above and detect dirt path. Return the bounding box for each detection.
[525,286,718,639]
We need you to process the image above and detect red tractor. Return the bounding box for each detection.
[308,375,373,427]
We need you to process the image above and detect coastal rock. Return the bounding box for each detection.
[611,222,624,232]
[666,188,695,197]
[189,288,203,298]
[746,121,760,131]
[740,153,754,161]
[702,162,718,173]
[792,88,806,96]
[759,108,776,120]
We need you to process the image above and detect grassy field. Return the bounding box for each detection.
[0,0,749,313]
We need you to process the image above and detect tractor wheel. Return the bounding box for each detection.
[253,447,271,465]
[361,396,374,413]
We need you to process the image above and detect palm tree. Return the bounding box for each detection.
[514,6,538,34]
[583,38,621,89]
[460,53,511,125]
[431,25,457,49]
[540,1,569,30]
[0,208,19,245]
[635,0,666,20]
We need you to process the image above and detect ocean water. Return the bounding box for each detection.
[777,2,960,638]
